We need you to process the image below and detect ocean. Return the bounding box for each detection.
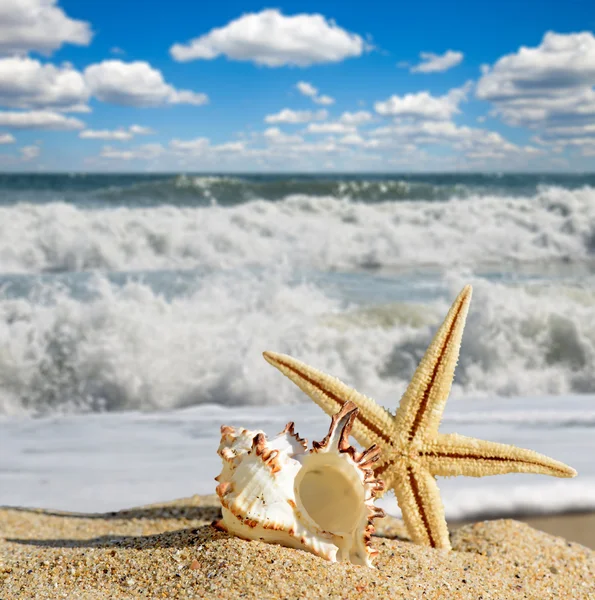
[1,173,594,520]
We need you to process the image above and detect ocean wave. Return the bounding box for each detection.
[1,271,595,416]
[0,173,568,208]
[1,185,595,275]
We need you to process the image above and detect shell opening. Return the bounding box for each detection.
[295,454,364,534]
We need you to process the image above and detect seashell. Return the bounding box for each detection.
[214,401,386,567]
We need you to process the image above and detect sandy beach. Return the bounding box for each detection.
[1,495,594,599]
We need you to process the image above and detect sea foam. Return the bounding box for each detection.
[0,185,594,274]
[1,270,595,416]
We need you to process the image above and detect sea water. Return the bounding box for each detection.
[1,173,594,517]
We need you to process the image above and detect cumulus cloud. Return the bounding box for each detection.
[265,108,328,124]
[263,127,304,144]
[374,84,471,120]
[214,141,246,153]
[0,56,89,111]
[169,137,246,155]
[477,31,595,147]
[370,119,541,161]
[0,56,208,112]
[338,111,372,125]
[0,110,83,129]
[477,32,595,101]
[79,125,154,141]
[169,137,210,154]
[80,129,133,141]
[296,81,335,105]
[170,9,367,66]
[20,144,41,161]
[315,95,335,106]
[99,137,251,165]
[0,56,208,113]
[296,81,317,97]
[129,124,154,135]
[100,143,165,161]
[84,60,208,107]
[0,133,15,144]
[337,133,364,145]
[0,0,92,56]
[410,50,463,73]
[306,122,356,134]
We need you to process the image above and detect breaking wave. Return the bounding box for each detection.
[1,185,595,274]
[1,271,595,416]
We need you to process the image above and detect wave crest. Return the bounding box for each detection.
[2,272,595,415]
[1,185,595,274]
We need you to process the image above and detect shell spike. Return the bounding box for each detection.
[312,400,358,453]
[358,444,382,468]
[279,421,308,450]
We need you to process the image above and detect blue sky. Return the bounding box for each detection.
[1,0,594,171]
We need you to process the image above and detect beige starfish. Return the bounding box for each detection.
[263,285,577,550]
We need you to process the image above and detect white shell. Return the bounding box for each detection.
[214,402,385,567]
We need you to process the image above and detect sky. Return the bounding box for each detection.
[1,0,595,172]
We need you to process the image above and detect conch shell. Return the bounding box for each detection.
[214,402,385,567]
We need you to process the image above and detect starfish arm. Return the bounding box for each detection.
[394,285,472,444]
[424,433,577,478]
[392,461,451,550]
[262,351,399,452]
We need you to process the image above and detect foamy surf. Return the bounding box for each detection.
[1,272,595,416]
[1,185,595,274]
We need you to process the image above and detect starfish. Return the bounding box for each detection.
[263,285,577,550]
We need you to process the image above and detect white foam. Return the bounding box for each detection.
[2,270,595,415]
[1,185,594,274]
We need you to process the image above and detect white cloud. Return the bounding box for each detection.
[214,141,245,152]
[281,140,340,154]
[263,127,304,144]
[339,110,372,125]
[0,56,208,113]
[296,81,317,97]
[0,133,15,144]
[296,81,335,105]
[169,137,210,154]
[84,60,208,107]
[20,144,40,161]
[410,50,463,73]
[538,123,595,141]
[0,110,83,129]
[80,129,132,141]
[306,122,356,134]
[477,32,595,102]
[0,0,92,56]
[338,133,365,145]
[0,56,89,111]
[315,95,335,106]
[370,119,541,160]
[100,143,165,161]
[128,124,155,135]
[265,108,328,124]
[170,137,247,156]
[476,31,595,146]
[80,124,155,141]
[374,84,471,120]
[170,9,367,66]
[0,56,207,112]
